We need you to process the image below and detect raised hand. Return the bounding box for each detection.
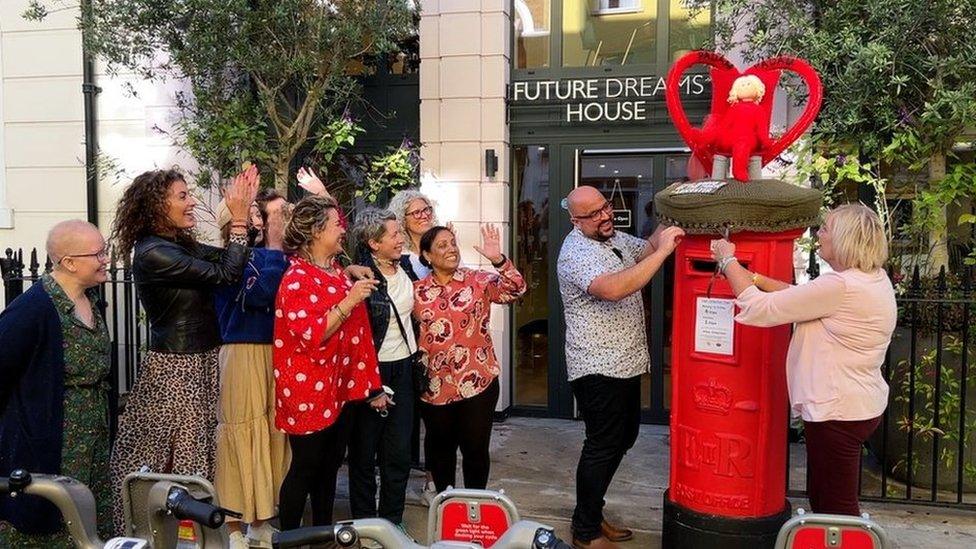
[225,163,260,222]
[473,223,504,265]
[296,166,332,199]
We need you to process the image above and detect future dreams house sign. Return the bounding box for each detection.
[510,74,708,122]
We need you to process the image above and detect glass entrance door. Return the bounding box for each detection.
[511,144,690,423]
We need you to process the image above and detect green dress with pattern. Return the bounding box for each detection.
[0,275,112,548]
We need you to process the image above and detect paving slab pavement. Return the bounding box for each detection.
[333,417,975,548]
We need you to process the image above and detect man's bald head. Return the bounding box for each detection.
[47,220,103,263]
[566,186,607,217]
[565,185,615,241]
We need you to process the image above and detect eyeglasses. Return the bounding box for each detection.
[572,201,613,222]
[59,248,110,263]
[406,205,434,220]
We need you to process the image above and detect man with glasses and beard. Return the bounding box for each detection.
[557,186,684,549]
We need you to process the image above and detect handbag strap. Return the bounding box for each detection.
[383,274,416,354]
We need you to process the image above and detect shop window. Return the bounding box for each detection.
[513,145,551,408]
[669,0,710,61]
[515,0,551,69]
[563,0,657,66]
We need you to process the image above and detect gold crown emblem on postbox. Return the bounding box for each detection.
[693,378,733,415]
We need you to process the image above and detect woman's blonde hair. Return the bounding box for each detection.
[282,195,338,258]
[826,203,889,272]
[728,74,766,104]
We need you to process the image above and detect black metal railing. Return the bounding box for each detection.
[787,250,976,509]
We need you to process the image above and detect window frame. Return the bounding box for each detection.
[592,0,644,16]
[512,0,713,77]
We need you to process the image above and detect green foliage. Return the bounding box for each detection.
[696,0,976,164]
[691,0,976,269]
[27,0,415,191]
[892,333,976,484]
[357,142,419,204]
[313,115,364,165]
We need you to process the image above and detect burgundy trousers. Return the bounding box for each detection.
[803,416,882,516]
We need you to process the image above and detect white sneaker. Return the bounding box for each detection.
[246,523,277,548]
[421,479,437,507]
[229,530,249,549]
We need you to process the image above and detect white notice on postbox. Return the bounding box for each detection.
[695,297,735,356]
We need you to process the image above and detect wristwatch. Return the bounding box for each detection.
[491,254,507,268]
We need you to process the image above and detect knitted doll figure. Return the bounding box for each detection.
[705,74,774,181]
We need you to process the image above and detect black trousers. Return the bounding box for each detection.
[571,374,642,542]
[348,355,416,524]
[277,409,350,530]
[421,379,500,492]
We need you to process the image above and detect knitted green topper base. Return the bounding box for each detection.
[654,178,823,234]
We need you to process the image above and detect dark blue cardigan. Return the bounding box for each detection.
[0,282,68,534]
[215,248,288,344]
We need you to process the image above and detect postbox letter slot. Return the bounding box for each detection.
[690,259,718,273]
[689,258,751,274]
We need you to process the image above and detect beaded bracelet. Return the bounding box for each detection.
[717,256,737,273]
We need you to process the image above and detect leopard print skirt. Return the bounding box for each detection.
[109,349,220,534]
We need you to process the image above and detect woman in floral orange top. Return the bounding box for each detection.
[414,224,526,492]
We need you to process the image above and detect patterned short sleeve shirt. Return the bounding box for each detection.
[557,228,651,381]
[413,260,527,405]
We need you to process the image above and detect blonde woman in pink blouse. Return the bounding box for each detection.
[710,203,896,516]
[414,224,526,492]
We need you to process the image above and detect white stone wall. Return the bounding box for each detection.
[0,1,210,261]
[418,0,514,410]
[0,2,86,252]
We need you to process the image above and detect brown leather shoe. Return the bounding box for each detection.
[572,535,621,549]
[600,519,634,542]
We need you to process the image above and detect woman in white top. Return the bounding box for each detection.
[387,188,445,499]
[348,208,419,527]
[710,203,897,516]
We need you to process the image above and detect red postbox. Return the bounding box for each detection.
[660,48,825,548]
[662,229,802,548]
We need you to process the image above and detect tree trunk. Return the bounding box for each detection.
[274,156,290,197]
[926,152,950,275]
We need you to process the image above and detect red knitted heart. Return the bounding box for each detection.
[665,51,823,176]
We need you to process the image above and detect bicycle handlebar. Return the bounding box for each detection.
[273,523,355,548]
[165,486,225,529]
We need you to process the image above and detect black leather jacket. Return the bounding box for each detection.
[133,236,248,353]
[358,250,419,352]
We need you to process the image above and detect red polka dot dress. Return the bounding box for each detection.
[272,256,381,435]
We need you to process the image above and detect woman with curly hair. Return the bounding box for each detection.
[108,166,258,534]
[387,189,442,280]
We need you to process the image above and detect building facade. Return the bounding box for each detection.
[420,0,722,421]
[2,1,816,424]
